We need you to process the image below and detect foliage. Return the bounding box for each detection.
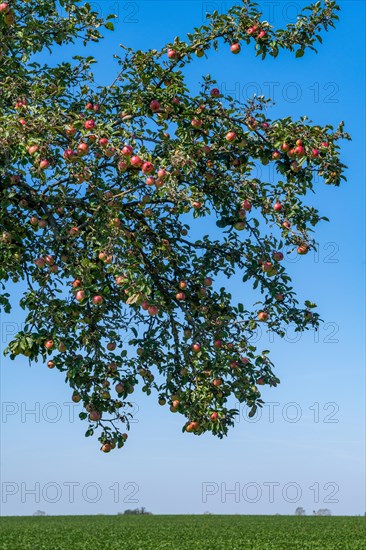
[0,0,350,450]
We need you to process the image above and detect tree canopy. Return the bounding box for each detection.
[0,0,350,452]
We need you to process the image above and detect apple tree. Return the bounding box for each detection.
[0,0,350,452]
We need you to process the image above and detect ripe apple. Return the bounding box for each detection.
[101,443,111,453]
[39,159,50,169]
[192,201,202,209]
[262,261,273,273]
[130,155,142,168]
[191,119,203,128]
[45,255,55,266]
[34,257,46,268]
[297,244,309,255]
[321,141,329,148]
[72,279,81,289]
[273,202,282,212]
[141,301,149,311]
[167,48,178,59]
[121,145,133,157]
[210,412,219,422]
[66,126,76,137]
[242,200,252,211]
[179,281,187,290]
[77,142,89,156]
[230,361,238,369]
[311,148,320,158]
[276,293,284,301]
[89,410,101,422]
[294,145,305,157]
[191,343,201,353]
[117,161,128,172]
[63,148,75,161]
[230,43,241,54]
[84,120,95,129]
[115,383,124,394]
[107,342,116,351]
[281,143,290,152]
[75,290,86,302]
[176,292,186,301]
[210,88,220,97]
[150,100,161,112]
[92,295,103,305]
[142,162,154,174]
[204,277,212,287]
[258,311,269,322]
[272,150,281,160]
[213,379,222,387]
[148,305,159,316]
[257,30,267,39]
[72,391,81,402]
[226,131,237,142]
[283,220,291,229]
[214,340,223,348]
[272,251,284,261]
[291,161,302,173]
[47,360,55,369]
[44,340,54,350]
[27,144,39,155]
[99,138,108,147]
[0,3,9,13]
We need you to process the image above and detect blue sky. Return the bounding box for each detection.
[0,0,365,516]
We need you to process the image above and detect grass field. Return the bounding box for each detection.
[0,515,365,549]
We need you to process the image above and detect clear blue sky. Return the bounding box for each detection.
[0,0,365,516]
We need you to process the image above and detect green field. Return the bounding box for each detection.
[0,515,365,549]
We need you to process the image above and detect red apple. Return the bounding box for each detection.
[121,145,133,156]
[204,277,212,287]
[176,292,186,301]
[84,120,95,129]
[191,119,203,128]
[142,162,154,174]
[258,311,269,322]
[89,410,101,422]
[47,360,55,369]
[39,159,50,169]
[130,155,142,168]
[44,340,54,349]
[107,342,117,351]
[210,412,219,422]
[150,100,161,112]
[226,131,237,142]
[273,202,283,212]
[242,200,252,211]
[210,88,220,97]
[75,290,86,302]
[230,43,241,54]
[272,251,284,261]
[214,340,223,348]
[72,279,81,289]
[148,305,159,316]
[281,143,290,152]
[77,142,89,156]
[272,150,281,160]
[213,379,222,387]
[92,295,103,305]
[297,244,309,255]
[191,343,201,353]
[167,48,178,59]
